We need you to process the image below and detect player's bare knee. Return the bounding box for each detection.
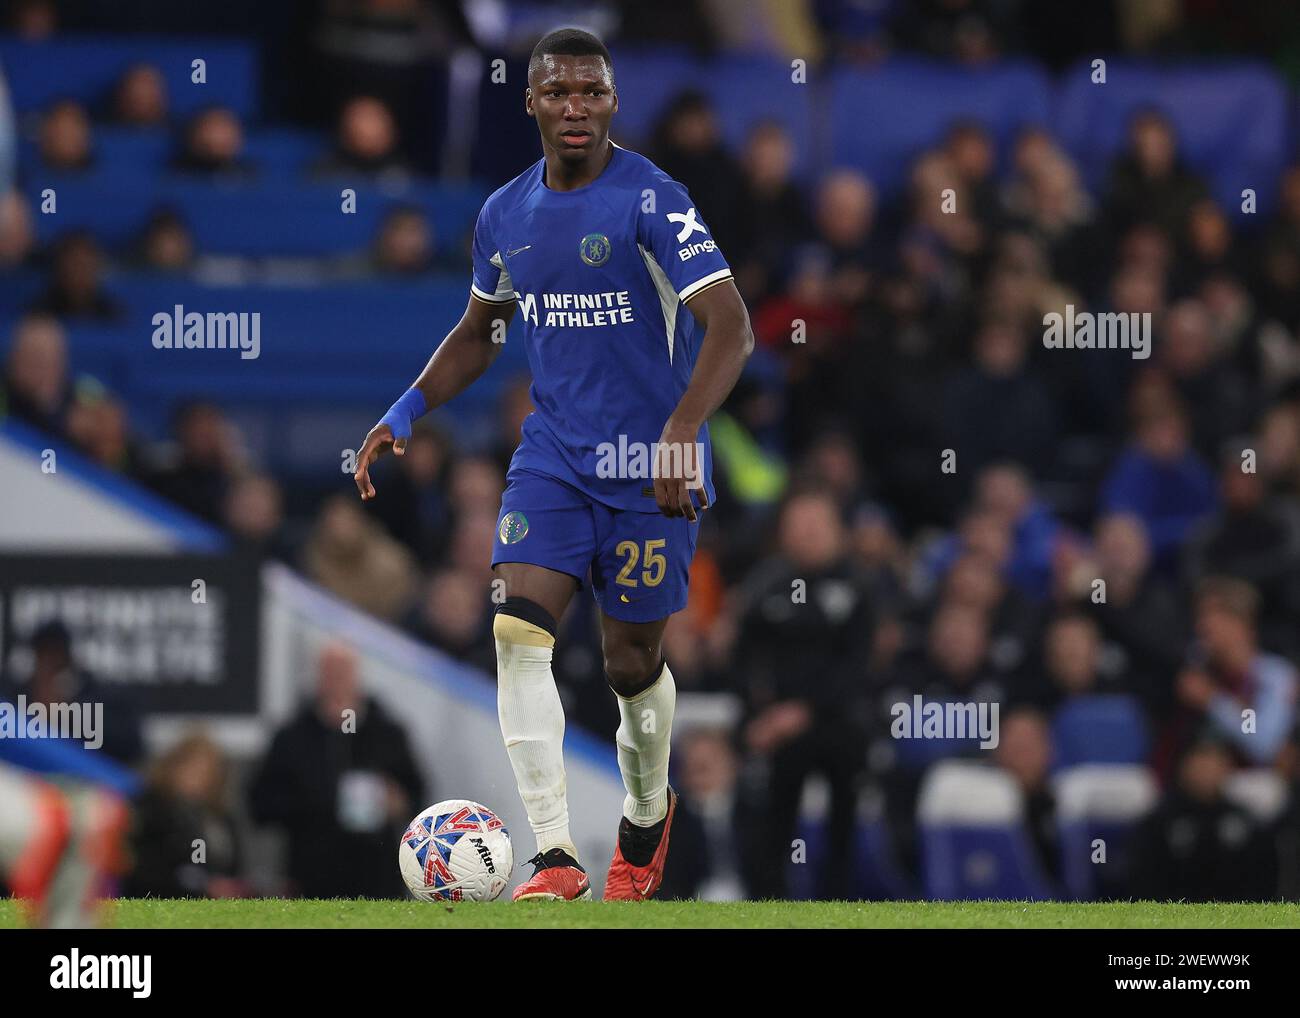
[603,647,663,698]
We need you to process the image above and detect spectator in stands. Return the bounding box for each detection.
[1086,513,1188,715]
[28,231,123,322]
[1099,397,1217,567]
[363,424,450,562]
[38,99,94,172]
[733,488,875,899]
[1187,441,1300,655]
[731,120,811,302]
[0,190,35,270]
[173,107,252,178]
[144,401,241,523]
[993,708,1061,885]
[659,728,762,901]
[1168,577,1298,770]
[1179,198,1239,289]
[136,209,196,274]
[223,471,292,562]
[1257,403,1300,497]
[650,90,741,254]
[408,568,494,674]
[0,313,69,433]
[16,619,145,767]
[1106,109,1207,237]
[943,119,1000,231]
[63,377,139,473]
[8,0,55,38]
[249,640,424,898]
[1033,611,1129,709]
[124,731,247,899]
[1129,737,1277,901]
[370,205,436,276]
[1260,164,1300,324]
[900,600,1005,706]
[490,375,534,476]
[112,63,169,127]
[940,549,1039,680]
[301,494,419,623]
[812,168,879,307]
[1002,131,1097,292]
[313,96,412,182]
[446,454,505,521]
[940,321,1060,486]
[1159,300,1254,458]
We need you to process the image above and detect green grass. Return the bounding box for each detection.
[3,899,1297,929]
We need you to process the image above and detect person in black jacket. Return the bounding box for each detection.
[658,727,763,901]
[732,488,876,899]
[1128,737,1278,901]
[124,731,246,899]
[249,640,425,899]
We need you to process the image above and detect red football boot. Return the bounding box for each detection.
[511,848,592,901]
[603,788,677,901]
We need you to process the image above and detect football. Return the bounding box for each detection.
[398,800,513,902]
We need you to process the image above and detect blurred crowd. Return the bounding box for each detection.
[4,0,1300,903]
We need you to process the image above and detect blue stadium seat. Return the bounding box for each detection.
[788,815,917,900]
[918,760,1057,900]
[241,129,329,178]
[0,36,259,119]
[1053,764,1156,900]
[23,177,487,256]
[55,276,527,462]
[1054,60,1290,217]
[616,50,818,178]
[1051,695,1148,770]
[828,57,1053,194]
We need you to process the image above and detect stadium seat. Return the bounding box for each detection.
[918,760,1057,900]
[0,36,259,119]
[787,815,917,900]
[611,49,818,179]
[1051,695,1148,770]
[1223,769,1289,823]
[828,57,1053,195]
[1053,764,1157,900]
[23,177,487,256]
[1053,59,1290,216]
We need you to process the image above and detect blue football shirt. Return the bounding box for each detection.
[470,144,732,512]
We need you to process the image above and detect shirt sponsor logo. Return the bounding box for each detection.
[515,290,635,328]
[678,239,717,261]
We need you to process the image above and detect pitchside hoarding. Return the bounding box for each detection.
[0,554,260,714]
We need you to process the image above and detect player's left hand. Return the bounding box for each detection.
[654,417,709,522]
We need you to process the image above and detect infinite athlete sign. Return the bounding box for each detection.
[0,553,260,714]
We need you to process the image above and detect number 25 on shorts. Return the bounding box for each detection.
[615,539,666,587]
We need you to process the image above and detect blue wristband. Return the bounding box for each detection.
[379,388,427,440]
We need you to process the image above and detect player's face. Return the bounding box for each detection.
[526,55,617,164]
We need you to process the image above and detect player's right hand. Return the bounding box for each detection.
[353,423,407,500]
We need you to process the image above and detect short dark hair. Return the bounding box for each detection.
[528,28,613,82]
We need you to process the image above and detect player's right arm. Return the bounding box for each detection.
[353,294,515,501]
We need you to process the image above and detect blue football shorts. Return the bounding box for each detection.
[491,468,699,623]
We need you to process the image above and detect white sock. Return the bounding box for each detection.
[0,764,44,870]
[615,662,676,826]
[494,612,576,859]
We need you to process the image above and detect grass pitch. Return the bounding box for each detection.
[2,899,1297,929]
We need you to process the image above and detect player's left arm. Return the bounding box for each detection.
[656,279,754,520]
